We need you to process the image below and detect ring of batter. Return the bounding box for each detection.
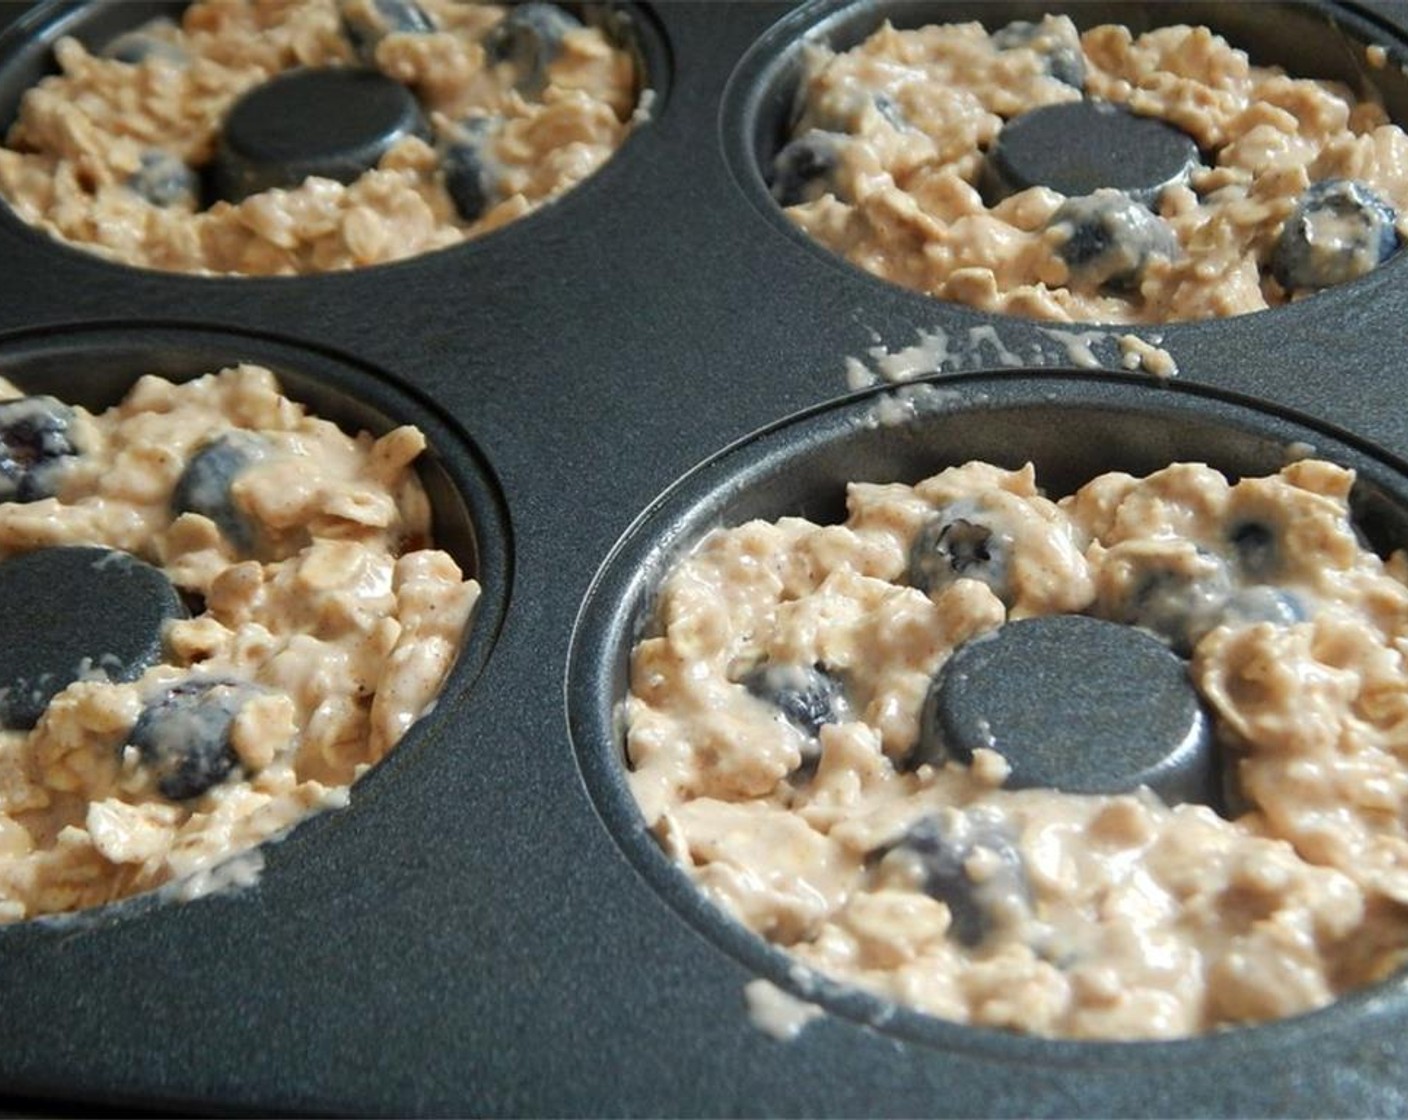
[626,455,1408,1039]
[0,363,478,921]
[771,15,1408,322]
[0,0,638,275]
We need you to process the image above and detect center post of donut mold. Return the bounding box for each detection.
[211,67,431,203]
[981,100,1202,204]
[919,614,1217,808]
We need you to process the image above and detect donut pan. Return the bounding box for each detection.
[3,0,1408,1115]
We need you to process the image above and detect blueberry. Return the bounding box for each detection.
[443,144,489,221]
[1218,586,1306,629]
[907,502,1012,604]
[770,129,845,207]
[742,661,850,778]
[0,396,83,503]
[811,92,905,134]
[871,811,1029,947]
[1107,552,1233,655]
[127,679,257,800]
[741,662,850,739]
[1271,179,1401,294]
[440,118,500,222]
[99,24,188,66]
[991,19,1087,89]
[873,93,907,130]
[484,3,583,95]
[341,0,435,63]
[171,433,265,553]
[1228,519,1279,580]
[1048,190,1179,293]
[126,150,197,208]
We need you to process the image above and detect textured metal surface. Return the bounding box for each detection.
[921,615,1215,805]
[0,1,1405,1116]
[983,102,1202,204]
[211,67,432,202]
[0,547,185,731]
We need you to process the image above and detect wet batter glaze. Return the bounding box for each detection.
[776,17,1408,322]
[626,458,1408,1039]
[0,364,477,920]
[0,0,637,274]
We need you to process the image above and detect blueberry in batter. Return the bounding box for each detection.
[0,396,83,504]
[741,662,851,759]
[99,24,188,66]
[1219,585,1305,628]
[1049,191,1179,294]
[441,118,501,223]
[990,19,1086,89]
[128,679,257,801]
[127,150,198,208]
[770,130,846,208]
[908,504,1012,603]
[171,433,265,554]
[872,812,1030,948]
[341,0,435,63]
[484,2,582,95]
[1271,179,1401,294]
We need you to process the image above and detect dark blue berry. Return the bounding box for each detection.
[770,129,845,207]
[1271,179,1400,294]
[1049,190,1178,293]
[171,433,263,553]
[127,679,258,800]
[0,396,83,503]
[1218,586,1306,629]
[484,3,582,95]
[991,19,1087,89]
[440,118,500,222]
[871,812,1029,947]
[907,503,1012,604]
[741,662,850,741]
[1108,552,1233,655]
[873,93,907,130]
[100,25,188,66]
[341,0,435,64]
[1228,519,1279,580]
[807,92,906,136]
[127,150,197,208]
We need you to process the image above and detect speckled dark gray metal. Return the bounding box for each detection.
[0,1,1404,1117]
[919,615,1216,806]
[211,67,431,202]
[0,546,185,730]
[981,101,1202,204]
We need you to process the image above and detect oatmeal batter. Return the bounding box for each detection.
[0,0,637,274]
[0,364,477,920]
[775,17,1408,322]
[626,457,1408,1038]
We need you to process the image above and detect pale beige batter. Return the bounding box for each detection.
[627,457,1408,1038]
[0,0,636,275]
[0,364,478,920]
[777,17,1408,322]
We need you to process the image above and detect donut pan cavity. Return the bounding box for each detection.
[723,0,1408,323]
[569,369,1408,1071]
[0,322,513,910]
[1,1,1408,1116]
[0,0,671,271]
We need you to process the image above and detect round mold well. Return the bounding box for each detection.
[0,321,510,928]
[568,369,1408,1064]
[0,0,672,278]
[720,0,1408,325]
